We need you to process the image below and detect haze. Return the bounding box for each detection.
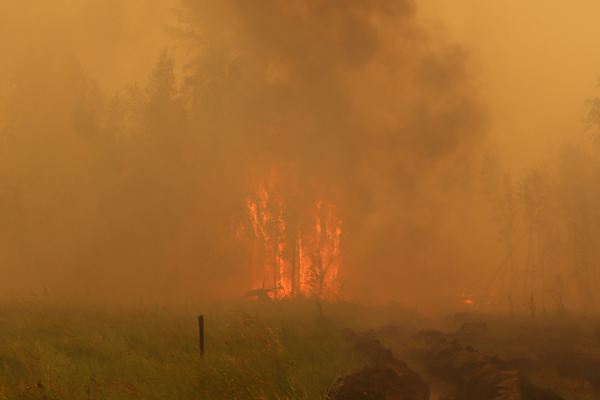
[1,0,599,313]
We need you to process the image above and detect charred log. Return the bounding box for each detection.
[240,288,274,303]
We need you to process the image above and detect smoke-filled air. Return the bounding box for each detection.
[2,2,600,398]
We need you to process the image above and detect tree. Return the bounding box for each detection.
[584,76,600,147]
[144,49,187,160]
[494,174,518,297]
[559,145,600,310]
[518,168,550,305]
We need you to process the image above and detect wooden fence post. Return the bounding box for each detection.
[198,315,204,357]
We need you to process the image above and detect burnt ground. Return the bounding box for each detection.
[334,312,600,400]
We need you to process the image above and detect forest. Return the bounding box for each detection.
[0,1,600,399]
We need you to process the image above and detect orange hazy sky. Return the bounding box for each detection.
[420,0,600,171]
[3,0,598,170]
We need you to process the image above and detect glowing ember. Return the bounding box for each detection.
[459,293,477,307]
[244,169,344,300]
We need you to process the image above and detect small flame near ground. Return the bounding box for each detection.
[243,168,344,301]
[458,292,500,309]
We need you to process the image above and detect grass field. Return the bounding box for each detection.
[0,299,369,400]
[1,298,599,400]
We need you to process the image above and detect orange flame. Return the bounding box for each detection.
[245,169,344,300]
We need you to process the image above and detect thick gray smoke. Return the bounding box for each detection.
[0,0,492,309]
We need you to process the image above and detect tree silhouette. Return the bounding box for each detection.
[584,76,600,147]
[559,145,600,310]
[494,174,518,297]
[518,168,550,305]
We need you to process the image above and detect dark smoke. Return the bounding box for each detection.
[0,0,490,309]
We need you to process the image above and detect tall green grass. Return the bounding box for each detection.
[0,299,362,399]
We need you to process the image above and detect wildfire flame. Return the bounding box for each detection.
[244,169,344,301]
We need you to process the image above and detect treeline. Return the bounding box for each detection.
[2,1,561,306]
[492,135,600,311]
[0,5,256,300]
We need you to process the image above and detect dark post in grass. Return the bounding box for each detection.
[198,315,205,357]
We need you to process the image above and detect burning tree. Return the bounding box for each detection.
[244,169,343,301]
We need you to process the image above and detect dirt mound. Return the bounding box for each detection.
[454,322,488,343]
[336,365,429,400]
[378,323,417,342]
[338,329,429,400]
[410,329,450,346]
[354,335,412,373]
[341,328,376,342]
[424,340,563,400]
[456,322,488,335]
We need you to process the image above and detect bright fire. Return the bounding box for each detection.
[244,169,344,301]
